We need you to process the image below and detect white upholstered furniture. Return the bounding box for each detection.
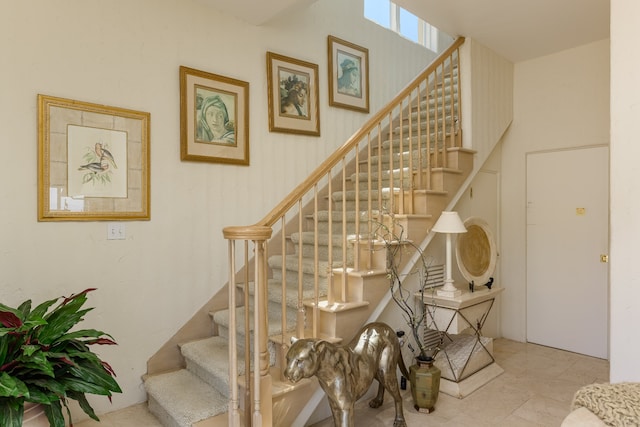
[562,382,640,426]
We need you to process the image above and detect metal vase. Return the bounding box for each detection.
[409,356,441,413]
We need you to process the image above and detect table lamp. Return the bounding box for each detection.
[432,211,467,297]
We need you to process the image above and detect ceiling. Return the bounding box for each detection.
[199,0,609,63]
[394,0,610,62]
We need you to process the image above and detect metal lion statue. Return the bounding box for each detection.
[284,322,409,427]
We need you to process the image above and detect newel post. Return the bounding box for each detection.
[223,225,273,427]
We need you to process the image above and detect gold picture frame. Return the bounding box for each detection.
[180,66,250,165]
[267,51,320,136]
[37,95,150,221]
[328,35,369,113]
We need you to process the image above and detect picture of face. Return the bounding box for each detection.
[195,89,236,145]
[279,72,310,118]
[337,55,361,98]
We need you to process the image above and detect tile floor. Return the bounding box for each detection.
[76,338,609,427]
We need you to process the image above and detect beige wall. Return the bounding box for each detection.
[610,0,640,382]
[500,39,610,342]
[0,0,437,417]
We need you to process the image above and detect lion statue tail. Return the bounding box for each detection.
[398,352,411,382]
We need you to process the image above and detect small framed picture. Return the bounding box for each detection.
[37,95,150,221]
[328,35,369,113]
[267,51,320,136]
[180,66,250,165]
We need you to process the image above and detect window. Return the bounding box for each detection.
[364,0,391,27]
[364,0,439,52]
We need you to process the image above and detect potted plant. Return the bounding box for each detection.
[375,221,443,413]
[0,288,121,426]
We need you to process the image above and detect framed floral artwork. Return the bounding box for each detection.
[180,66,250,165]
[267,51,320,136]
[328,35,369,113]
[37,94,150,221]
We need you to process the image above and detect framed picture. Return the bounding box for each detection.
[37,95,150,221]
[267,51,320,136]
[327,35,369,113]
[180,66,250,165]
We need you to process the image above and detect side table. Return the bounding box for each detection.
[420,286,504,398]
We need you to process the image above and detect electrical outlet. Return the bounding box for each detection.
[107,222,126,240]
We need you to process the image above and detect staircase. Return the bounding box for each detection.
[144,37,472,427]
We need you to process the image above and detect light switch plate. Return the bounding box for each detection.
[107,222,126,240]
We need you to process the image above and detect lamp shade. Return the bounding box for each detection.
[432,211,467,234]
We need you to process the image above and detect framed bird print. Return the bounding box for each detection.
[37,94,150,221]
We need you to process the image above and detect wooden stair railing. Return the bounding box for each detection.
[223,37,465,427]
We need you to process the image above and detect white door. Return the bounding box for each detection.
[526,146,608,359]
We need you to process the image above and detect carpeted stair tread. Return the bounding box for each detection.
[311,210,371,223]
[367,146,454,168]
[181,336,244,397]
[238,278,321,310]
[212,305,296,337]
[331,188,395,202]
[145,369,227,427]
[394,123,455,137]
[350,167,411,183]
[268,254,335,276]
[266,278,328,308]
[291,231,367,246]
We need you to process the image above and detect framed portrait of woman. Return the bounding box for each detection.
[267,51,320,136]
[180,66,250,165]
[328,35,369,113]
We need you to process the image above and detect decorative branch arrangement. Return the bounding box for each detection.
[371,221,444,361]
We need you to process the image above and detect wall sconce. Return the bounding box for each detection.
[432,211,467,298]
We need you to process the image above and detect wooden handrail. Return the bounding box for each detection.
[256,37,465,228]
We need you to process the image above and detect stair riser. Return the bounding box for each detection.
[304,302,369,341]
[446,148,474,171]
[405,193,447,218]
[148,397,182,427]
[215,329,279,372]
[184,358,234,399]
